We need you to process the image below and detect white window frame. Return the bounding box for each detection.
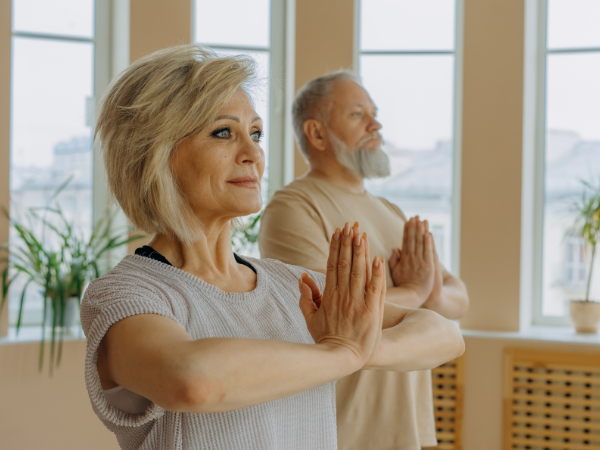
[8,0,112,326]
[191,0,295,199]
[525,0,600,327]
[353,0,464,276]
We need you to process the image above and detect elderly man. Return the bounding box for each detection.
[259,70,469,450]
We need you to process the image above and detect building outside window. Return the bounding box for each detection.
[536,0,600,324]
[8,0,108,326]
[358,0,460,270]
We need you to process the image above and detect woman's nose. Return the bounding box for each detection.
[237,136,264,165]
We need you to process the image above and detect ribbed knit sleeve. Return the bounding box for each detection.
[80,273,179,428]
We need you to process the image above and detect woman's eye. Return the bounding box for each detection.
[212,128,231,139]
[252,130,263,142]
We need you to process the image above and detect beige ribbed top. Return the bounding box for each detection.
[80,255,337,450]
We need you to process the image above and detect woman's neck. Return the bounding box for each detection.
[147,220,256,293]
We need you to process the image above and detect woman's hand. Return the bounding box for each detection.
[298,222,386,370]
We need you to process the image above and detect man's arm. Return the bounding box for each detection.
[365,302,465,371]
[422,264,469,320]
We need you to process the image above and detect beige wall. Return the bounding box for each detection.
[459,0,526,332]
[0,340,118,449]
[293,0,356,178]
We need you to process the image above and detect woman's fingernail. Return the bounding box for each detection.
[334,228,341,240]
[343,222,351,236]
[354,221,359,228]
[354,232,361,246]
[362,232,367,240]
[302,273,308,279]
[380,257,384,264]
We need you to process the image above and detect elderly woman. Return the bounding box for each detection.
[81,44,464,450]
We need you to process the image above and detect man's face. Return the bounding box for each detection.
[325,79,390,179]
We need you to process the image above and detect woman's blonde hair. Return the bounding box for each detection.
[95,44,256,244]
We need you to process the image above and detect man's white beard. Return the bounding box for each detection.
[329,130,391,179]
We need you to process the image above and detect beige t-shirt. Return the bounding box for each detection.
[259,174,437,450]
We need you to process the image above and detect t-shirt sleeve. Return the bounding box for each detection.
[378,196,408,223]
[259,190,330,271]
[80,274,179,428]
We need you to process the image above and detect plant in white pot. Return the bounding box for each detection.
[0,184,141,374]
[568,180,600,333]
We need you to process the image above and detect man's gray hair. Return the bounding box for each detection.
[292,70,361,157]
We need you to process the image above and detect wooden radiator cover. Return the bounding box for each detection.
[504,348,600,450]
[431,356,465,450]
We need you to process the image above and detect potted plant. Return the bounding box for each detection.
[568,180,600,333]
[0,183,141,374]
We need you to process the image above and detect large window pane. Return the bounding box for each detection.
[361,54,455,267]
[13,0,94,38]
[541,52,600,317]
[194,0,270,49]
[360,0,455,51]
[547,0,600,50]
[9,37,94,325]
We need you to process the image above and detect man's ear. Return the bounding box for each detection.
[303,119,328,152]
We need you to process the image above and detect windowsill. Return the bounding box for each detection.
[0,326,85,346]
[461,325,600,346]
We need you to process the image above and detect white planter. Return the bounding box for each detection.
[45,297,80,329]
[569,300,600,333]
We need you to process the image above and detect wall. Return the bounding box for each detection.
[462,336,600,450]
[293,0,356,178]
[0,340,118,449]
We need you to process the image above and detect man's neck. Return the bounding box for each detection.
[307,165,366,194]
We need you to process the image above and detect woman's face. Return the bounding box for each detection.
[171,89,265,223]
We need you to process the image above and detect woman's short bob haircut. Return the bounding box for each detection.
[95,44,256,245]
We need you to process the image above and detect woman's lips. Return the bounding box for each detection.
[227,176,259,188]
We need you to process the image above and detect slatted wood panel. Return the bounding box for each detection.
[504,348,600,450]
[431,356,465,450]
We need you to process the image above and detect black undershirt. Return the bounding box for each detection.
[135,245,257,274]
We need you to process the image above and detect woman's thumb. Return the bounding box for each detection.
[298,277,318,319]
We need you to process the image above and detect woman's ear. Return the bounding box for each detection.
[303,119,328,152]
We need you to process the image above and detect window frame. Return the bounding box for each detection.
[8,0,112,327]
[191,0,295,199]
[529,0,600,327]
[353,0,464,276]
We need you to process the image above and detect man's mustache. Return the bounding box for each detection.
[359,132,383,146]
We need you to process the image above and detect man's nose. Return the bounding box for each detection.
[369,117,382,133]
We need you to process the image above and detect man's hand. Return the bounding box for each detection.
[388,217,435,305]
[425,236,444,305]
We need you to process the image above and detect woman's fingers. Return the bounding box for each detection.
[350,223,366,300]
[424,231,435,266]
[337,222,355,296]
[298,277,318,320]
[301,273,323,309]
[365,256,385,310]
[324,227,342,295]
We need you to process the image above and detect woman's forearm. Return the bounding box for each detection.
[154,337,359,414]
[364,308,464,372]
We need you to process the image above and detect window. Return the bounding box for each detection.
[8,0,109,326]
[358,0,461,271]
[533,0,600,325]
[193,0,292,205]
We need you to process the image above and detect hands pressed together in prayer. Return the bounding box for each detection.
[389,216,444,308]
[298,222,386,371]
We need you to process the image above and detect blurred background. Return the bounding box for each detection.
[0,1,599,449]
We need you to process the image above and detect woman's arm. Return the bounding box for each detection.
[364,302,465,372]
[98,223,386,414]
